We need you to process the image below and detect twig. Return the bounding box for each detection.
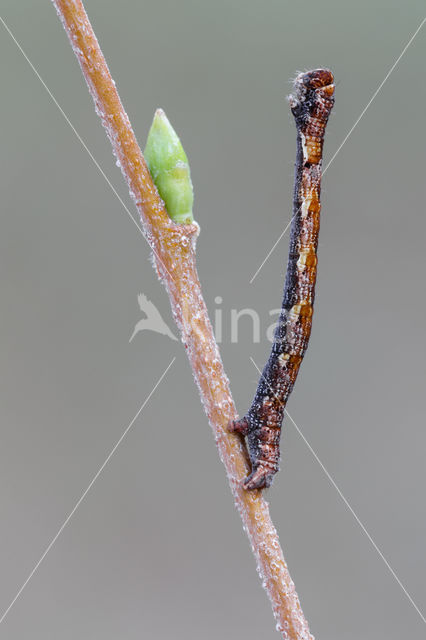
[51,1,314,637]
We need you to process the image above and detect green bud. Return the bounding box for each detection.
[144,109,194,224]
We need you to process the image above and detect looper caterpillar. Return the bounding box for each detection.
[230,69,335,490]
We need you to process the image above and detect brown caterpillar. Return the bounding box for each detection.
[230,69,335,490]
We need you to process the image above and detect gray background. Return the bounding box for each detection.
[0,1,425,638]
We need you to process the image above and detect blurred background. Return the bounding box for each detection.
[0,1,425,638]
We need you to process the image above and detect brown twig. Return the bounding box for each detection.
[52,1,314,638]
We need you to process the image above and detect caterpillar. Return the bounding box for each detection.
[230,69,335,490]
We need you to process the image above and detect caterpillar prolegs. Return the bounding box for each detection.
[230,69,335,490]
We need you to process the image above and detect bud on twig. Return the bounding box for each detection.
[144,109,194,224]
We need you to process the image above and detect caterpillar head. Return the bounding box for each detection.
[288,68,335,126]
